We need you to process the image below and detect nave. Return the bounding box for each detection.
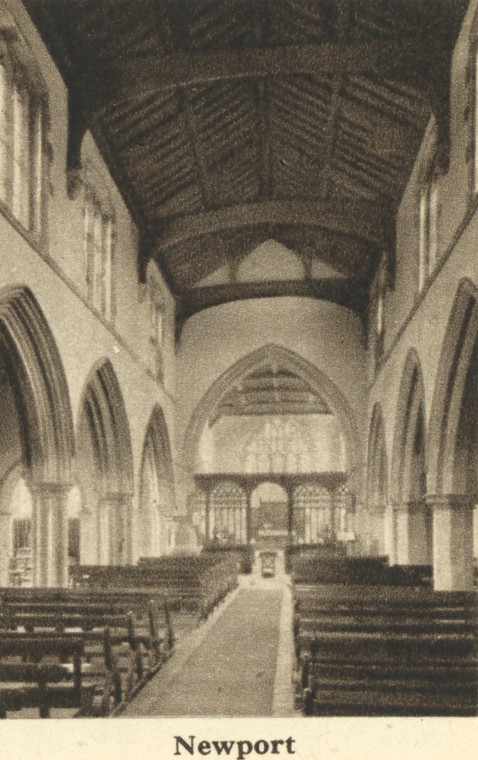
[1,0,478,722]
[122,572,292,718]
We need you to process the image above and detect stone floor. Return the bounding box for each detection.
[122,555,297,717]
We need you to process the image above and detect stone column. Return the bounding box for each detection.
[104,493,132,565]
[245,488,252,544]
[427,494,475,591]
[368,505,386,555]
[0,511,12,586]
[393,502,410,565]
[286,486,294,545]
[32,483,70,587]
[330,491,337,541]
[204,489,211,545]
[79,508,96,565]
[393,500,431,565]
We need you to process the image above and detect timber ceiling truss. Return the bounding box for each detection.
[25,0,468,332]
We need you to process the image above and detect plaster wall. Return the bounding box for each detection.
[176,297,367,503]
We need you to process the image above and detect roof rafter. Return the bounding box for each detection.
[88,39,436,114]
[155,198,391,250]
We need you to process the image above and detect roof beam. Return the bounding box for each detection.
[155,199,390,250]
[176,278,369,338]
[319,0,351,198]
[89,40,437,114]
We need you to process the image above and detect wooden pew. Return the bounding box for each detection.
[69,556,238,619]
[0,635,94,718]
[0,588,174,659]
[0,594,173,714]
[293,582,478,717]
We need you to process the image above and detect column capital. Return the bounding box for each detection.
[425,493,476,510]
[30,482,72,498]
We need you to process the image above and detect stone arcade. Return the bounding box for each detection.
[0,0,476,719]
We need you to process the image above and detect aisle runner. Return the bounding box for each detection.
[124,589,283,717]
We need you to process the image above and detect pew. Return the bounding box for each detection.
[70,555,238,619]
[0,635,94,718]
[0,591,177,715]
[293,582,478,717]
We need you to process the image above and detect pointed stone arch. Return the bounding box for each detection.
[391,349,427,502]
[428,278,478,494]
[390,349,431,565]
[76,359,134,564]
[184,343,360,479]
[0,287,74,585]
[136,405,175,559]
[0,285,74,484]
[426,279,478,589]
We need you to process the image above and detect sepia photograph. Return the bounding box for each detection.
[0,0,476,754]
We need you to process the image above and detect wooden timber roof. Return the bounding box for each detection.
[24,0,468,327]
[210,362,332,422]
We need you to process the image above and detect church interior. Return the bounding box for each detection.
[0,0,477,718]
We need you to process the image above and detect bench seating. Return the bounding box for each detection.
[70,555,238,619]
[294,582,478,717]
[0,590,178,715]
[291,555,433,586]
[0,635,93,718]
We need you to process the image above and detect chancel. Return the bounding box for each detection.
[0,0,475,719]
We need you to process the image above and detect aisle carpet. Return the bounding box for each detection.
[123,588,283,716]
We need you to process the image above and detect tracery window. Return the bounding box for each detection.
[83,180,114,320]
[0,11,47,236]
[418,172,439,291]
[149,296,164,382]
[416,122,440,292]
[244,418,311,473]
[373,259,387,374]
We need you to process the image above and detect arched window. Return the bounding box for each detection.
[417,124,440,291]
[148,280,165,382]
[372,257,387,373]
[0,8,48,236]
[83,164,115,320]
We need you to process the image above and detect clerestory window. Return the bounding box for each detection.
[418,172,439,292]
[83,179,114,320]
[0,12,47,236]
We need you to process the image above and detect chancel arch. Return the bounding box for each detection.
[427,280,478,589]
[391,350,432,568]
[136,405,175,560]
[184,344,359,480]
[185,344,356,552]
[75,359,133,566]
[0,286,74,587]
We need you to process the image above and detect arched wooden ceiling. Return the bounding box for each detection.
[210,362,332,422]
[25,0,468,323]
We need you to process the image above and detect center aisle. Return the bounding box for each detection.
[123,585,285,717]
